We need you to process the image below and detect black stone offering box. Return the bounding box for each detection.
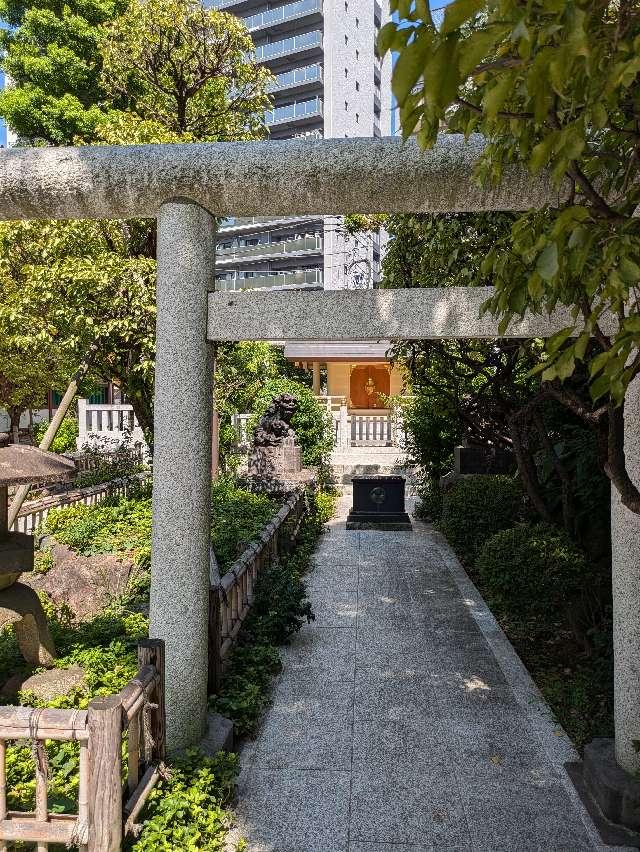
[346,475,412,530]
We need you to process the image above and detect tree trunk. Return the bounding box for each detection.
[9,407,22,445]
[508,420,554,524]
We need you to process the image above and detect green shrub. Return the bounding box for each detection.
[210,477,276,572]
[439,474,525,564]
[415,476,443,522]
[249,378,333,467]
[210,488,331,737]
[475,523,588,621]
[315,489,337,524]
[44,477,277,575]
[34,416,78,454]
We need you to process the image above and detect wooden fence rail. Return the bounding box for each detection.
[208,487,309,692]
[12,472,151,536]
[0,639,165,852]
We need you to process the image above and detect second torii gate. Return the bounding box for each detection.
[0,134,637,822]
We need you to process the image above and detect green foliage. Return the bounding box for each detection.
[314,489,337,525]
[476,523,588,619]
[210,643,282,738]
[127,749,239,851]
[0,0,126,143]
[382,212,516,291]
[0,1,273,439]
[74,451,146,489]
[210,477,276,572]
[100,0,272,142]
[43,477,279,575]
[439,475,526,564]
[214,342,308,471]
[34,416,78,454]
[384,0,640,407]
[249,378,333,468]
[415,476,443,522]
[210,489,333,736]
[399,390,462,481]
[43,484,153,567]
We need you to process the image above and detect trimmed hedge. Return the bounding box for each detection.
[439,474,525,564]
[475,523,588,621]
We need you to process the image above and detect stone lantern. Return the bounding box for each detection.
[0,445,75,666]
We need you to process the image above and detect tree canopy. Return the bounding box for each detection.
[383,0,640,514]
[0,0,126,143]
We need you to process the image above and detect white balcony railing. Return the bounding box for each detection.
[255,30,322,62]
[269,63,322,93]
[215,268,323,290]
[265,97,323,126]
[243,0,321,32]
[217,234,322,260]
[76,399,148,454]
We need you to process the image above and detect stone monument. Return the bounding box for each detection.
[248,394,303,481]
[0,445,75,666]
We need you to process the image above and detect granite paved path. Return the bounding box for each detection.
[228,491,625,852]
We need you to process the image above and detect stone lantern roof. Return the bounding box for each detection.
[0,445,76,486]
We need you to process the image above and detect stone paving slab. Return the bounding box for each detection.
[230,494,631,852]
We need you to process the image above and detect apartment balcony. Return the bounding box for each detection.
[268,63,322,95]
[207,0,254,10]
[265,96,323,127]
[254,30,322,65]
[217,234,322,264]
[216,268,323,290]
[219,214,323,233]
[243,0,322,34]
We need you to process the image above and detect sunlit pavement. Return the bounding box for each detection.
[227,490,624,852]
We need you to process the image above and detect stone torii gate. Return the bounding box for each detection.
[0,135,637,811]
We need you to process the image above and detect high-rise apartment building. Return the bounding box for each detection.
[208,0,392,293]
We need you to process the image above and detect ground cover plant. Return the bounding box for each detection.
[210,488,337,737]
[43,477,276,575]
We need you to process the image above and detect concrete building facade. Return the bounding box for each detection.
[208,0,392,293]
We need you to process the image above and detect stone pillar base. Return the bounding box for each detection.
[583,738,640,840]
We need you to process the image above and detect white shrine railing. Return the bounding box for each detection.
[231,400,406,452]
[77,399,147,454]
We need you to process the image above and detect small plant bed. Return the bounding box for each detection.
[42,477,277,576]
[434,476,614,751]
[210,489,337,737]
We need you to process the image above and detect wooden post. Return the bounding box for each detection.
[87,695,122,852]
[208,588,223,694]
[138,639,166,763]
